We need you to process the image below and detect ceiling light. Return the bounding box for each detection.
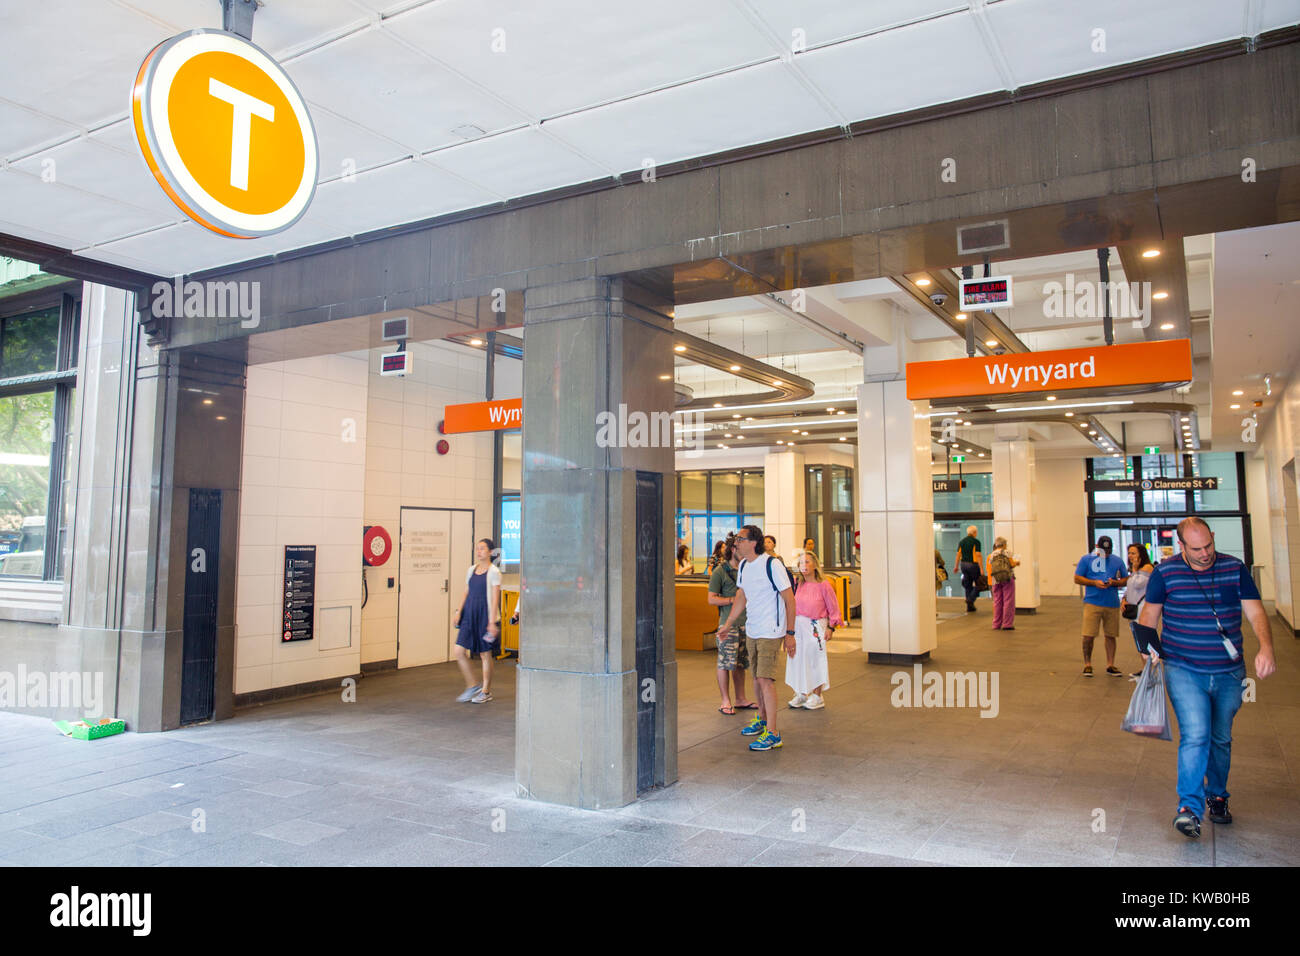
[777,440,785,445]
[1065,412,1074,417]
[1046,395,1057,401]
[1181,417,1190,422]
[1112,453,1121,458]
[836,410,846,415]
[713,403,723,408]
[469,338,483,346]
[658,374,671,380]
[985,339,998,347]
[673,345,686,352]
[1159,322,1175,331]
[729,364,741,372]
[955,313,967,321]
[1232,390,1244,396]
[215,415,227,421]
[1152,291,1169,300]
[1142,249,1161,258]
[915,277,931,287]
[746,417,754,421]
[1088,430,1097,435]
[977,452,984,457]
[801,431,810,436]
[995,399,1134,413]
[773,380,783,386]
[1229,404,1241,410]
[965,448,972,452]
[725,433,732,438]
[732,414,741,419]
[826,407,835,413]
[793,428,800,433]
[202,399,213,405]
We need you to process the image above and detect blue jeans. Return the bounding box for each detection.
[1164,661,1247,815]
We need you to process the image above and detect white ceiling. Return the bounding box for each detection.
[2,0,1296,277]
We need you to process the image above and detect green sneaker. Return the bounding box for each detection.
[740,716,766,736]
[749,730,783,751]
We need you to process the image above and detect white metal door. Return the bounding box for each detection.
[398,508,451,668]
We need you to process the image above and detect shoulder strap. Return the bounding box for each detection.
[764,555,779,593]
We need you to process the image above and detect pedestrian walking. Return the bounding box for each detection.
[452,538,502,703]
[954,525,983,612]
[708,534,757,715]
[1135,517,1276,838]
[1121,542,1155,677]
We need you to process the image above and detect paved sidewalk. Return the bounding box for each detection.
[1,597,1296,866]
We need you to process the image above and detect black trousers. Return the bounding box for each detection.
[960,561,981,603]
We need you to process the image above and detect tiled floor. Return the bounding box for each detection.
[1,596,1296,866]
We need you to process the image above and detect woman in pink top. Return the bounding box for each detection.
[785,551,844,710]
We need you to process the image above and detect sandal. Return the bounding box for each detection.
[735,701,759,710]
[718,705,736,715]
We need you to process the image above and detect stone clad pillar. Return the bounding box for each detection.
[516,277,677,809]
[993,438,1040,610]
[763,448,806,559]
[857,379,937,662]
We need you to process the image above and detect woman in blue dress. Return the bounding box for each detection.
[452,538,502,703]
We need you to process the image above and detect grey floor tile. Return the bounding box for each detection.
[255,818,346,846]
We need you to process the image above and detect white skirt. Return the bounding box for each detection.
[784,615,830,695]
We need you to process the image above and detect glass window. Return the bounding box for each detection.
[830,465,853,512]
[933,471,993,512]
[1,307,60,378]
[1090,456,1135,512]
[1191,452,1240,511]
[710,471,740,514]
[0,391,54,576]
[806,466,823,512]
[742,470,764,513]
[679,471,708,512]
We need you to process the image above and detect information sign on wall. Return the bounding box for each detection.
[282,545,316,642]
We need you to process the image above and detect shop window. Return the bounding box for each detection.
[0,306,60,378]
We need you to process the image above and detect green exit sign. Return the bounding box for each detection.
[951,454,966,463]
[1144,446,1160,455]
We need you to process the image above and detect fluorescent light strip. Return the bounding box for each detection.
[738,417,847,431]
[697,395,858,414]
[993,400,1135,413]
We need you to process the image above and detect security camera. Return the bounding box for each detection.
[929,292,948,306]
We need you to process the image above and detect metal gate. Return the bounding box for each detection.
[181,488,221,725]
[635,472,661,792]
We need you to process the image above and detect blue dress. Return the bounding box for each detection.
[456,567,494,656]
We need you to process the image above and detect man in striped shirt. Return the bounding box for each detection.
[1137,517,1276,839]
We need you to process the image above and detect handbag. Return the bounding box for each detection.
[1122,603,1139,620]
[975,573,990,592]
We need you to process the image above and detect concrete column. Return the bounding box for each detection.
[763,448,806,558]
[857,379,936,662]
[62,284,244,731]
[992,439,1041,611]
[516,277,677,809]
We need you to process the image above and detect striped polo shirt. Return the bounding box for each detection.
[1144,552,1259,673]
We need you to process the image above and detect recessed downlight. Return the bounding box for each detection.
[658,374,670,380]
[469,338,483,346]
[713,403,723,408]
[1046,395,1057,401]
[1152,291,1169,300]
[985,339,998,347]
[1142,249,1161,258]
[1159,322,1175,331]
[1065,412,1074,417]
[1229,404,1241,410]
[674,344,686,352]
[1232,390,1244,396]
[773,380,783,386]
[915,277,932,287]
[955,312,967,321]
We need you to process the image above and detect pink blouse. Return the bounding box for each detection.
[795,579,844,627]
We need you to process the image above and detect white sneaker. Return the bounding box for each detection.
[802,694,825,710]
[456,685,481,703]
[788,693,807,709]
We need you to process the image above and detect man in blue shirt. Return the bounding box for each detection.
[1073,535,1129,677]
[1137,517,1276,839]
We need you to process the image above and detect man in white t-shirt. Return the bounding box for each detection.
[718,525,796,751]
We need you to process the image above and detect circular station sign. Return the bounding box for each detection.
[131,29,318,238]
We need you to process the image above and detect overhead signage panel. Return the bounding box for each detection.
[132,29,319,238]
[905,339,1193,402]
[932,479,966,492]
[959,275,1013,311]
[1086,477,1219,492]
[444,398,523,433]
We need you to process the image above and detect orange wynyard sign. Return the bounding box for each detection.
[443,399,523,433]
[905,339,1193,401]
[132,29,318,238]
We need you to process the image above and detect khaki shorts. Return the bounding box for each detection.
[1082,603,1119,639]
[747,636,784,681]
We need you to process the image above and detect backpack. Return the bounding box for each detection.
[989,551,1014,583]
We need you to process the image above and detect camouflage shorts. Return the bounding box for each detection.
[716,626,749,670]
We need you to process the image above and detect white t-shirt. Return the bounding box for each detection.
[737,554,793,639]
[466,564,503,589]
